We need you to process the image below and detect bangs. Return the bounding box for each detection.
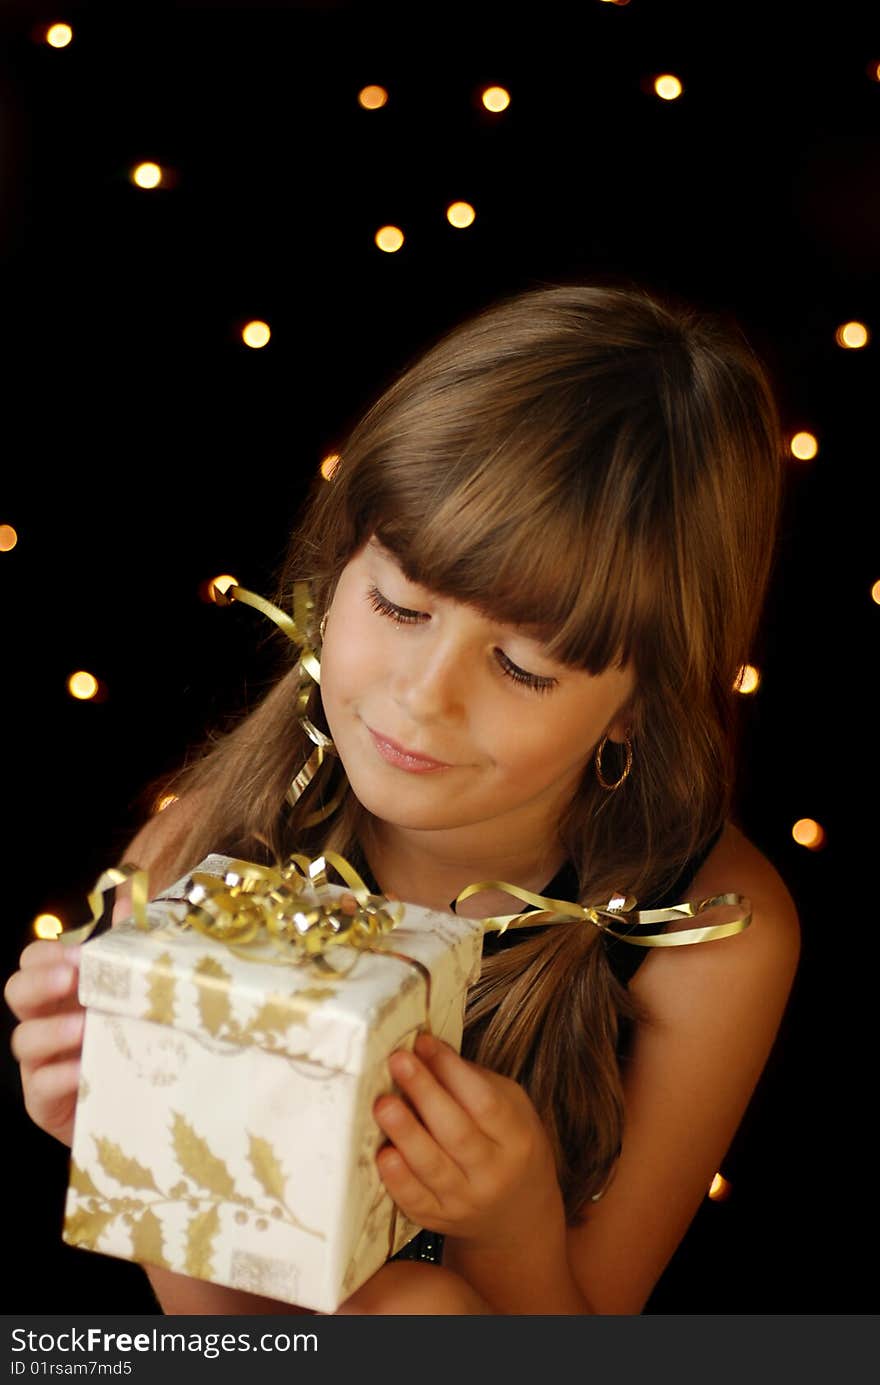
[361,428,664,678]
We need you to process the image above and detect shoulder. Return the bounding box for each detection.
[630,818,801,1010]
[564,820,801,1314]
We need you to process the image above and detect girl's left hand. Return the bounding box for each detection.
[373,1031,564,1253]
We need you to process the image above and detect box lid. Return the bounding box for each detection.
[78,854,485,1076]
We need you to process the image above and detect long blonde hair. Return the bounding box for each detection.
[137,280,785,1225]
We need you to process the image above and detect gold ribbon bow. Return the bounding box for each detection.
[181,851,406,973]
[60,851,406,964]
[453,880,752,947]
[214,578,344,826]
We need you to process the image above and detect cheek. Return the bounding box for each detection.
[320,621,380,712]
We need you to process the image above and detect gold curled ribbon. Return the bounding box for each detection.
[214,578,344,827]
[453,880,752,947]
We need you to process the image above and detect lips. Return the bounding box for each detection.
[367,726,453,770]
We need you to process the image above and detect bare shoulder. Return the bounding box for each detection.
[564,821,801,1314]
[630,818,801,1008]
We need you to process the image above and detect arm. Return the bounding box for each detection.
[447,823,801,1315]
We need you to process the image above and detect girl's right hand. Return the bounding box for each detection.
[4,940,86,1150]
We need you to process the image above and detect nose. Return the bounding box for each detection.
[390,634,466,726]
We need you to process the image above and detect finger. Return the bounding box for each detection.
[411,1034,515,1146]
[22,1056,81,1122]
[11,1011,86,1068]
[4,962,81,1021]
[378,1055,482,1181]
[376,1138,441,1223]
[17,940,82,970]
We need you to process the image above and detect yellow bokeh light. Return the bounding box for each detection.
[871,578,880,606]
[446,201,476,229]
[733,664,761,695]
[708,1173,732,1202]
[358,85,388,110]
[481,86,511,113]
[46,23,73,48]
[835,321,869,349]
[792,818,826,850]
[0,524,18,552]
[375,226,405,253]
[153,793,179,814]
[33,913,64,940]
[655,74,683,101]
[790,431,818,461]
[68,671,99,701]
[207,573,239,603]
[242,320,271,349]
[132,162,162,189]
[321,453,341,480]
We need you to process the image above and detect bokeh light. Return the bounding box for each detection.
[708,1173,732,1202]
[67,671,99,700]
[733,664,761,695]
[654,74,684,101]
[242,321,271,349]
[46,24,73,48]
[0,524,18,552]
[33,913,64,940]
[375,226,405,253]
[358,85,388,110]
[792,818,826,850]
[446,201,476,229]
[871,579,880,606]
[132,162,162,189]
[789,431,818,461]
[153,793,179,814]
[835,321,869,349]
[320,453,341,480]
[481,86,511,112]
[201,573,239,604]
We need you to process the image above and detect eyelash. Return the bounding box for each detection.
[365,584,558,695]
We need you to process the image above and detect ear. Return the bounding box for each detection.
[604,716,632,746]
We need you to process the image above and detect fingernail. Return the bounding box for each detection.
[391,1051,415,1078]
[62,1011,84,1041]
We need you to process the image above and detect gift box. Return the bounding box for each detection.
[62,853,485,1313]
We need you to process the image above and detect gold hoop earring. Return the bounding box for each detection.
[595,733,633,792]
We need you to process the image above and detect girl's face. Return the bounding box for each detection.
[319,536,637,845]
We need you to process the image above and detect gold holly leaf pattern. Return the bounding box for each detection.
[192,955,234,1036]
[94,1137,160,1192]
[247,1134,288,1203]
[247,995,313,1038]
[130,1207,169,1268]
[63,1203,116,1250]
[69,1159,102,1198]
[297,984,339,1001]
[144,950,176,1025]
[171,1112,238,1198]
[184,1202,220,1279]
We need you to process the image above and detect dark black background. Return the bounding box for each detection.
[1,1,876,1313]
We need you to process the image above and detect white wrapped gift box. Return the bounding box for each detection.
[63,853,485,1313]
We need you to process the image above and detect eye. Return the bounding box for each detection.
[366,584,425,624]
[495,649,558,695]
[366,583,558,694]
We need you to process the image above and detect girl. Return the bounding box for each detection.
[5,280,801,1316]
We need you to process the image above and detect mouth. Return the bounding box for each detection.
[367,726,454,772]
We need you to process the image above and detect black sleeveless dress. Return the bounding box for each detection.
[373,822,726,1267]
